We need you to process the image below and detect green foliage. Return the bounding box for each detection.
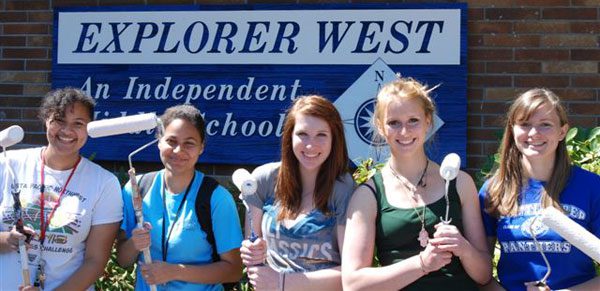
[566,127,600,174]
[94,244,135,290]
[352,158,385,184]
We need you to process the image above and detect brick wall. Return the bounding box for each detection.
[1,0,598,177]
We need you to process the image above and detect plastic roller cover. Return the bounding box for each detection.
[0,125,24,148]
[87,113,158,138]
[439,153,461,180]
[232,168,258,196]
[541,207,600,263]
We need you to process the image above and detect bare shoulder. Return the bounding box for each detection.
[456,170,478,201]
[348,179,378,216]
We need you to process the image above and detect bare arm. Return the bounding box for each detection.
[55,222,120,291]
[452,171,492,284]
[145,248,243,284]
[115,227,148,268]
[479,237,506,291]
[342,183,445,291]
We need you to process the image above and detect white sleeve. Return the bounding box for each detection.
[92,173,123,225]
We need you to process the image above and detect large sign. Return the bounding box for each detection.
[53,4,467,165]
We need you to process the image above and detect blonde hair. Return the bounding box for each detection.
[373,76,438,142]
[485,88,571,217]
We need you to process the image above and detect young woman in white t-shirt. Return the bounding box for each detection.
[0,88,123,290]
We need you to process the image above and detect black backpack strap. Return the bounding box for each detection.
[195,174,239,291]
[135,171,158,225]
[195,175,220,262]
[138,171,159,199]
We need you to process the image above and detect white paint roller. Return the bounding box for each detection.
[232,168,258,197]
[0,125,24,148]
[439,153,461,181]
[541,207,600,263]
[439,153,461,224]
[232,168,259,242]
[86,113,160,291]
[0,125,29,285]
[87,113,159,138]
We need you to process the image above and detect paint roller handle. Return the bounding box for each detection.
[128,168,157,291]
[19,241,31,286]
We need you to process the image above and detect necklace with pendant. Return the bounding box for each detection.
[388,160,430,248]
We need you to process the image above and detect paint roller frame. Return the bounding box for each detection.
[0,125,31,286]
[232,168,259,242]
[87,114,163,291]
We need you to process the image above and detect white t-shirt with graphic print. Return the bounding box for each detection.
[0,147,123,290]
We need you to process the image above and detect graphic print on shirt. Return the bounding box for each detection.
[263,213,334,261]
[499,203,583,254]
[1,182,85,255]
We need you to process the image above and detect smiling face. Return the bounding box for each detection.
[291,113,332,175]
[512,101,568,162]
[45,102,91,158]
[377,97,431,158]
[158,118,204,176]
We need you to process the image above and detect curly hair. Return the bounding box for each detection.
[38,87,95,121]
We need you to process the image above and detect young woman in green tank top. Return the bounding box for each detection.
[341,76,491,290]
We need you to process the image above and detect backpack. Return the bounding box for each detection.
[137,171,237,290]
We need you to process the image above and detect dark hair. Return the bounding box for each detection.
[159,104,206,145]
[277,95,349,220]
[38,87,95,121]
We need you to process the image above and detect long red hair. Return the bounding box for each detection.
[276,95,349,220]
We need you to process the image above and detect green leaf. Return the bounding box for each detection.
[566,127,578,143]
[588,127,600,140]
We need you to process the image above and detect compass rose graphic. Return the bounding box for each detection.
[334,58,446,164]
[353,99,385,146]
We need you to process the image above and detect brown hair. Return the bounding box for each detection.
[276,95,349,220]
[485,88,570,217]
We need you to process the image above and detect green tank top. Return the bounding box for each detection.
[371,170,478,291]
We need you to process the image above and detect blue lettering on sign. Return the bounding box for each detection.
[100,22,132,53]
[56,4,467,165]
[208,22,237,53]
[72,19,444,55]
[73,22,101,53]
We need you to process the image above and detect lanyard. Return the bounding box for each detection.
[161,173,194,262]
[39,149,81,245]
